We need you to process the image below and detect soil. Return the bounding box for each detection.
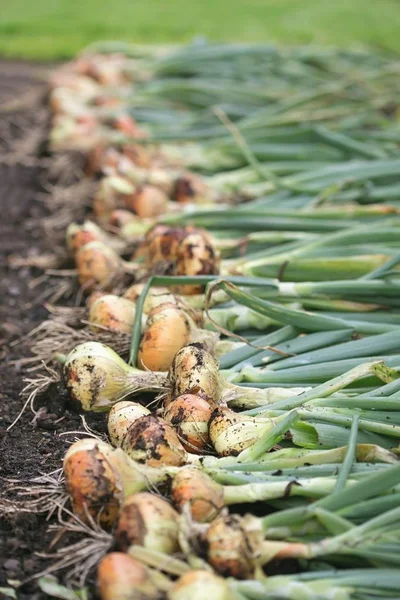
[0,61,105,599]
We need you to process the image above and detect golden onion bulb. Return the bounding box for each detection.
[175,231,220,295]
[168,570,230,600]
[125,184,168,218]
[88,294,136,334]
[171,467,224,523]
[115,492,179,554]
[163,394,213,453]
[97,552,160,600]
[75,241,123,293]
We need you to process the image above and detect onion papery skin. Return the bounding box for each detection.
[115,492,180,554]
[125,184,168,218]
[163,394,213,453]
[168,570,231,600]
[209,406,272,457]
[122,414,188,467]
[75,241,122,293]
[206,514,263,579]
[66,221,106,254]
[138,306,192,372]
[171,467,224,522]
[108,400,150,447]
[97,552,160,600]
[89,294,136,334]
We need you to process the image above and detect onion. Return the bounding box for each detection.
[205,513,263,579]
[125,184,168,218]
[64,438,177,526]
[137,306,192,371]
[66,221,106,254]
[145,225,187,266]
[75,241,123,293]
[63,438,123,527]
[163,394,213,453]
[108,209,137,230]
[86,290,107,308]
[108,401,150,447]
[88,294,136,334]
[115,492,179,554]
[169,344,308,410]
[209,406,273,457]
[171,467,224,523]
[122,414,188,467]
[175,231,220,295]
[172,172,214,205]
[93,175,134,220]
[97,552,160,600]
[169,344,223,401]
[168,570,230,600]
[63,341,167,411]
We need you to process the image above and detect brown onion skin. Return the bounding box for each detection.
[109,209,137,230]
[63,444,122,528]
[146,226,187,266]
[88,294,135,334]
[122,414,187,467]
[163,394,213,453]
[171,467,224,522]
[97,552,159,600]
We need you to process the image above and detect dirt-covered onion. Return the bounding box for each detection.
[175,231,220,295]
[122,414,188,467]
[209,406,274,457]
[163,394,213,453]
[63,341,166,411]
[115,492,179,554]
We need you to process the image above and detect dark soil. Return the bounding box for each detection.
[0,61,105,599]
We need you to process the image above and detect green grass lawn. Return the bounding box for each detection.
[0,0,400,60]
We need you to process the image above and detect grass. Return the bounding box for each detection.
[0,0,400,60]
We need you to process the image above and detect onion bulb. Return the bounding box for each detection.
[108,401,150,447]
[175,231,220,295]
[163,394,213,453]
[169,344,308,410]
[145,225,187,266]
[169,344,223,401]
[122,414,188,467]
[66,221,107,254]
[93,175,135,220]
[63,438,122,527]
[137,306,192,372]
[115,492,179,554]
[108,209,137,230]
[172,172,214,205]
[88,294,136,334]
[168,570,230,600]
[63,341,167,411]
[171,467,224,523]
[75,241,123,293]
[205,514,263,579]
[64,438,176,526]
[209,406,273,457]
[124,184,168,218]
[97,552,160,600]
